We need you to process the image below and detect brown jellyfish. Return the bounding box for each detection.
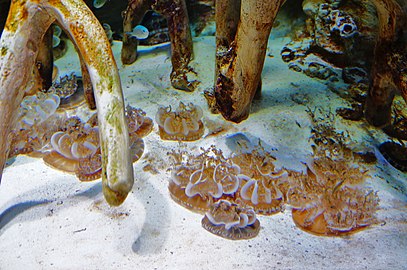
[50,73,86,111]
[43,122,100,174]
[8,92,64,158]
[231,149,288,215]
[168,146,241,213]
[126,105,154,138]
[238,174,286,215]
[75,135,144,182]
[287,162,379,236]
[168,150,204,210]
[213,162,241,195]
[201,200,260,240]
[75,152,103,181]
[129,135,145,163]
[169,158,222,213]
[156,102,204,141]
[184,163,223,199]
[18,92,60,128]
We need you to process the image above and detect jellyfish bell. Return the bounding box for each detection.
[201,200,260,240]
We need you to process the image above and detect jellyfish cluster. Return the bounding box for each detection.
[166,111,380,239]
[9,72,153,182]
[6,85,382,240]
[42,105,152,181]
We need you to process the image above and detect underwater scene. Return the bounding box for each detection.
[0,0,406,269]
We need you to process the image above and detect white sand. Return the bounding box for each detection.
[0,34,406,270]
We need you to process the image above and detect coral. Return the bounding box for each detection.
[156,102,204,141]
[280,1,378,83]
[201,200,260,240]
[314,4,359,54]
[299,55,340,81]
[281,40,342,82]
[342,67,369,84]
[330,10,358,38]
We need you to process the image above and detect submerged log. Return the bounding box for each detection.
[0,0,133,206]
[121,0,151,65]
[214,0,240,83]
[122,0,195,91]
[364,0,405,127]
[214,0,285,123]
[36,26,54,91]
[78,51,96,110]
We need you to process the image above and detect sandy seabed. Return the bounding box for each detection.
[0,32,406,270]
